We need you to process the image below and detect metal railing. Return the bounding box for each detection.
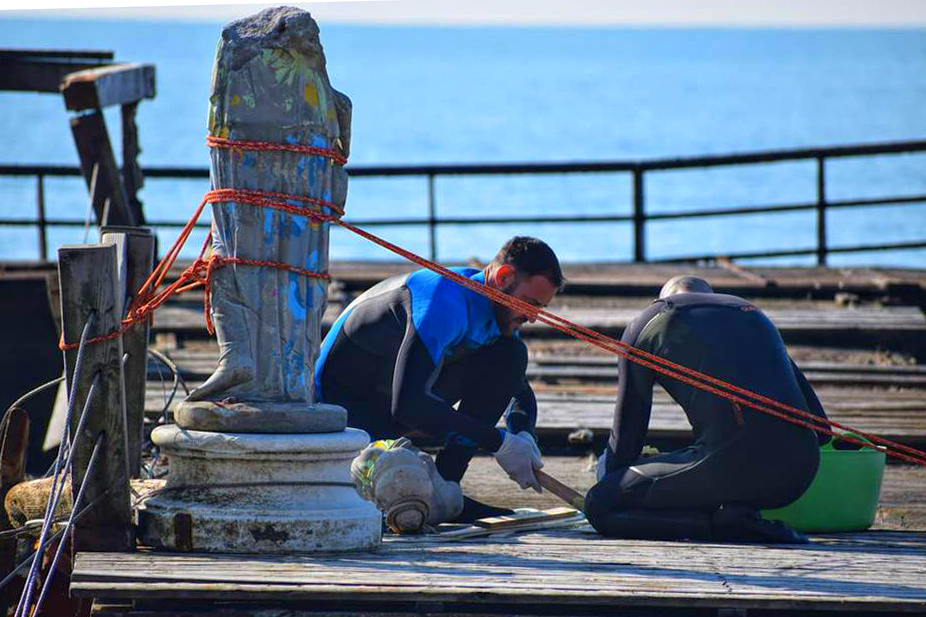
[2,138,926,264]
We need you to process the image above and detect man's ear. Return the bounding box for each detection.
[494,264,516,289]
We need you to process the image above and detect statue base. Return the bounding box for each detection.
[175,400,347,433]
[138,422,381,553]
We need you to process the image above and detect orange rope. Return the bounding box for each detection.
[206,135,348,166]
[57,134,926,467]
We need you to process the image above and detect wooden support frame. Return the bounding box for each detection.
[101,227,154,478]
[58,243,134,553]
[71,111,138,227]
[61,63,155,112]
[121,102,145,223]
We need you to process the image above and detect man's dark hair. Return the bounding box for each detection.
[490,236,565,291]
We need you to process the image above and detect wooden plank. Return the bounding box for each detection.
[61,63,156,111]
[101,227,154,478]
[528,365,926,387]
[472,507,579,529]
[71,531,926,611]
[534,470,585,511]
[147,303,926,337]
[0,58,109,93]
[0,49,114,60]
[71,111,135,227]
[533,355,926,374]
[120,102,146,224]
[58,243,134,552]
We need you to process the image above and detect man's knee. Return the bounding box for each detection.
[584,467,654,528]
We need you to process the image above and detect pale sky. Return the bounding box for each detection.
[4,0,926,27]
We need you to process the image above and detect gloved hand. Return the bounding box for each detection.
[494,430,543,492]
[520,431,542,460]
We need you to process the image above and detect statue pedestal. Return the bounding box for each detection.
[138,421,381,553]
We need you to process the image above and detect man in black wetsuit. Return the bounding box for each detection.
[314,237,563,521]
[585,275,829,543]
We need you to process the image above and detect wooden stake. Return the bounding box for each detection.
[58,243,134,552]
[535,469,586,512]
[101,227,154,478]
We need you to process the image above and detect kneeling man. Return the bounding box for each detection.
[586,275,829,543]
[315,236,563,522]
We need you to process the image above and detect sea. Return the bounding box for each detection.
[1,16,925,266]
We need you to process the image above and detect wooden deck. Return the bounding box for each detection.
[4,261,919,615]
[73,528,926,615]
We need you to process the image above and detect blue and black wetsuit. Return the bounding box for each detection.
[314,267,537,482]
[585,292,829,540]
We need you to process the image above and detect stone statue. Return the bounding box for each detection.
[189,5,352,405]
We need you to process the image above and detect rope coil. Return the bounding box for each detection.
[55,134,926,467]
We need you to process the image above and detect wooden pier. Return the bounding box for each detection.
[5,260,926,615]
[75,528,926,616]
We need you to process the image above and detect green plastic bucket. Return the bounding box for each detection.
[761,434,886,533]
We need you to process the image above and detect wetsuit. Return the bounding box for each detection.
[314,267,537,482]
[585,292,829,540]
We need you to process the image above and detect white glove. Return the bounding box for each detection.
[494,430,544,493]
[520,431,542,460]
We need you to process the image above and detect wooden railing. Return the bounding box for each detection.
[2,138,925,263]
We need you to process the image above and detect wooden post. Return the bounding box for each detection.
[58,243,134,552]
[632,167,646,262]
[70,111,135,227]
[36,174,47,261]
[816,156,828,266]
[121,102,146,224]
[427,174,437,261]
[101,226,154,478]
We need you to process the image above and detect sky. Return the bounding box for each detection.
[3,0,926,27]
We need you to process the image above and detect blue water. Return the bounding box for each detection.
[1,17,925,265]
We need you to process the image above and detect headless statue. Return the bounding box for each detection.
[188,6,351,405]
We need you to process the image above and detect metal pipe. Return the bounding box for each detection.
[31,433,106,617]
[0,489,110,593]
[633,167,645,262]
[36,174,47,261]
[15,370,101,617]
[427,173,437,261]
[817,156,827,266]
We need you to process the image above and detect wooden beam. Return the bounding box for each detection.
[121,102,146,224]
[0,49,114,61]
[534,470,586,511]
[0,59,109,93]
[71,111,137,227]
[61,63,155,111]
[58,243,134,552]
[101,227,154,478]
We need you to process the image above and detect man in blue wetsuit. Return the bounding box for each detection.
[315,236,563,521]
[585,275,830,543]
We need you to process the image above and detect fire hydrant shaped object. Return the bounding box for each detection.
[352,438,464,533]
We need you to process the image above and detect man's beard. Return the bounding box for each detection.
[494,279,521,335]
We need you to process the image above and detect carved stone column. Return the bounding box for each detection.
[138,6,380,553]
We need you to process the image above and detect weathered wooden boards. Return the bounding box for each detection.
[147,303,926,352]
[159,261,926,300]
[144,349,926,446]
[151,347,926,387]
[71,530,926,613]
